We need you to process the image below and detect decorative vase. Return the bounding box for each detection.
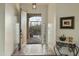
[59,35,66,41]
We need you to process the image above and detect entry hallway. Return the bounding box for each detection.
[13,44,48,56]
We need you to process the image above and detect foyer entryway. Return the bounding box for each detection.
[17,3,48,56]
[27,13,42,44]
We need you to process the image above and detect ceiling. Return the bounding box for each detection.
[20,3,48,6]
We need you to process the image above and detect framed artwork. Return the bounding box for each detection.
[60,16,75,29]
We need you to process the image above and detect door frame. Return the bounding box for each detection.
[19,9,27,50]
[18,8,22,50]
[27,13,42,44]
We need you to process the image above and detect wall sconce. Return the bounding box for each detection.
[32,3,36,9]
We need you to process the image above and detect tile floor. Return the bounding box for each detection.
[27,37,41,44]
[13,44,48,56]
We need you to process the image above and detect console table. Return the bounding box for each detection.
[56,41,79,56]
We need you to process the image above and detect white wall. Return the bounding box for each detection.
[47,4,56,55]
[5,4,18,56]
[56,4,79,55]
[0,3,5,56]
[56,3,79,45]
[46,3,79,55]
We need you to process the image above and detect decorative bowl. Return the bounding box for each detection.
[59,36,66,41]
